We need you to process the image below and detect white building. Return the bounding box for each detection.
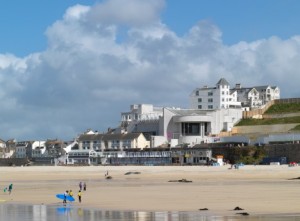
[118,104,163,139]
[190,78,280,110]
[78,132,150,151]
[190,78,241,110]
[15,141,29,158]
[152,107,243,147]
[121,104,163,124]
[31,141,46,158]
[232,85,262,109]
[253,85,280,104]
[232,84,280,109]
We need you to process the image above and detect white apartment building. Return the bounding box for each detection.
[190,78,280,110]
[254,85,280,104]
[233,84,280,108]
[190,78,241,110]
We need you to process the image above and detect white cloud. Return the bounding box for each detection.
[0,0,300,140]
[87,0,164,26]
[64,4,90,21]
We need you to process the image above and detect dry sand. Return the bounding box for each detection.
[0,165,300,216]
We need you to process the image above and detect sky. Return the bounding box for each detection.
[1,0,300,141]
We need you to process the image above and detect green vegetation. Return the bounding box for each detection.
[236,103,300,126]
[228,146,266,164]
[265,103,300,114]
[236,116,300,126]
[290,124,300,131]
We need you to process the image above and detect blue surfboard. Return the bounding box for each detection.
[56,194,75,202]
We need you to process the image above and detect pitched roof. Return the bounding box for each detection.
[216,78,230,86]
[78,133,143,141]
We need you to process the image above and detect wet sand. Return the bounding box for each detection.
[0,165,300,216]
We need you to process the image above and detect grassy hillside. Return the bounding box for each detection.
[236,116,300,126]
[236,102,300,127]
[264,103,300,114]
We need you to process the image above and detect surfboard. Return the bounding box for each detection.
[56,194,75,202]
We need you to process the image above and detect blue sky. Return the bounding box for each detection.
[0,0,300,141]
[163,0,300,43]
[2,0,300,56]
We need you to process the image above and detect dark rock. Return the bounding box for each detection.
[288,177,300,180]
[233,206,244,210]
[199,208,208,210]
[236,212,249,216]
[124,171,141,175]
[168,178,192,183]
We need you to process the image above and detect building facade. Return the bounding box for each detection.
[233,84,280,109]
[190,78,241,110]
[153,107,242,147]
[190,78,280,110]
[77,131,150,151]
[118,104,163,140]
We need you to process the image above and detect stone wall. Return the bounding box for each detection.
[0,158,30,166]
[264,143,300,163]
[211,143,300,164]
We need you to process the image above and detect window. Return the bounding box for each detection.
[208,98,213,102]
[208,105,213,109]
[208,92,213,96]
[195,91,199,96]
[222,91,224,95]
[198,105,202,109]
[182,123,200,136]
[198,98,202,102]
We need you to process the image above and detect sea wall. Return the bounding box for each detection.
[0,158,29,166]
[211,143,300,163]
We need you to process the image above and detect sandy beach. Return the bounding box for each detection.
[0,165,300,216]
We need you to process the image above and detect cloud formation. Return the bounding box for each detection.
[0,0,300,140]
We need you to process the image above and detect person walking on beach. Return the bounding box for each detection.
[63,190,69,204]
[79,181,82,191]
[78,190,82,203]
[69,190,73,197]
[8,183,13,195]
[83,182,86,191]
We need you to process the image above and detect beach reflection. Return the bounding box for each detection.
[0,204,299,221]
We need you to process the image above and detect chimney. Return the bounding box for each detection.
[235,83,241,89]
